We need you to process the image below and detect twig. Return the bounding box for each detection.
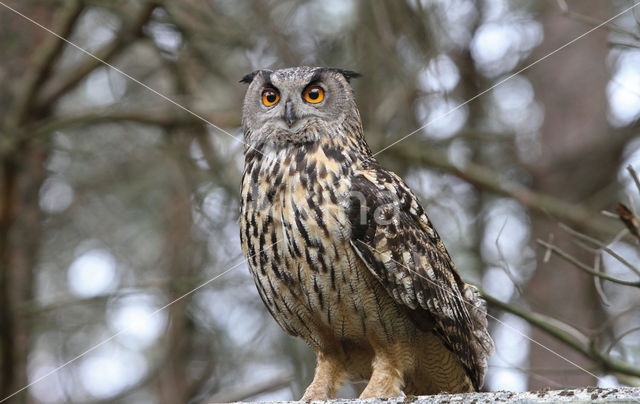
[627,165,640,197]
[601,210,622,219]
[609,39,640,49]
[542,233,554,263]
[593,253,610,306]
[479,288,640,379]
[494,217,525,297]
[536,239,640,287]
[606,327,640,355]
[557,0,640,41]
[592,303,640,335]
[560,224,640,277]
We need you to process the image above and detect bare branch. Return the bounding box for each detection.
[593,253,610,306]
[387,145,619,235]
[536,239,640,287]
[0,108,239,158]
[560,224,640,277]
[34,2,157,111]
[494,218,526,297]
[29,108,211,132]
[479,288,640,380]
[606,327,640,355]
[4,1,84,130]
[626,164,640,200]
[557,0,640,41]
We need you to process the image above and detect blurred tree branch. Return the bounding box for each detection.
[480,288,640,380]
[537,239,640,287]
[5,0,84,130]
[1,3,86,399]
[34,2,157,114]
[387,144,619,236]
[208,371,293,403]
[556,0,640,41]
[560,224,640,277]
[479,166,640,384]
[28,108,235,138]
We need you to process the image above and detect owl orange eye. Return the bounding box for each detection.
[304,86,324,103]
[262,89,280,106]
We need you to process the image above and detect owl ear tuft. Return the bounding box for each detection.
[334,69,362,83]
[240,70,264,84]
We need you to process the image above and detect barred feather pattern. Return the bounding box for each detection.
[347,158,494,390]
[240,66,493,398]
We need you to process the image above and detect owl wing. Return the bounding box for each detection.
[348,160,493,390]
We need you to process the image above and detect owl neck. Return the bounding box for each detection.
[341,109,372,157]
[244,114,373,165]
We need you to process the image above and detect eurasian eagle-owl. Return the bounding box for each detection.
[239,66,493,399]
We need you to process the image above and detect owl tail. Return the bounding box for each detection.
[463,283,495,389]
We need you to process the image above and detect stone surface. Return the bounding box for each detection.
[225,387,640,404]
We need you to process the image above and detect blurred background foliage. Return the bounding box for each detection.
[1,0,640,402]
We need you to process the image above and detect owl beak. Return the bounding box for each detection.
[284,100,297,128]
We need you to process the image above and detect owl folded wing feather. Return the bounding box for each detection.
[348,162,493,390]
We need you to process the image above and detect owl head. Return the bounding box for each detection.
[240,66,361,149]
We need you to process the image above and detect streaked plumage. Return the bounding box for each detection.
[239,66,493,399]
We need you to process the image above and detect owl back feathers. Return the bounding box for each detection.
[348,160,493,390]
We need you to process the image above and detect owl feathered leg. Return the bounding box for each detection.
[301,352,346,400]
[358,348,406,398]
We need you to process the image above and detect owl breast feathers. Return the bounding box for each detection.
[239,66,493,399]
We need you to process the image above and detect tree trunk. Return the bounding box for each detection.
[526,0,616,389]
[0,2,56,401]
